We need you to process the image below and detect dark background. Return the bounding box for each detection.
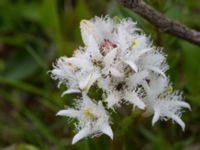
[0,0,200,149]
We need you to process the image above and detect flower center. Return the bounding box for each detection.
[100,39,117,55]
[130,41,136,48]
[115,82,126,91]
[65,62,73,70]
[83,108,97,120]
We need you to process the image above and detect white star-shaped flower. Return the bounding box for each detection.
[142,76,191,130]
[57,94,113,144]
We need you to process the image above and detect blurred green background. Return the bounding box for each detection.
[0,0,200,149]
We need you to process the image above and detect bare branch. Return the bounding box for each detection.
[118,0,200,46]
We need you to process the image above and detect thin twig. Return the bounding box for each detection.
[118,0,200,46]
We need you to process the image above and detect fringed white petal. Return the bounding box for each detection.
[61,89,81,97]
[104,48,117,66]
[79,74,92,91]
[152,109,160,125]
[80,20,102,46]
[124,60,138,72]
[129,70,148,85]
[51,69,63,77]
[176,101,191,110]
[136,48,152,59]
[105,93,121,108]
[56,109,80,118]
[124,92,145,109]
[79,72,99,93]
[85,72,100,91]
[171,114,185,131]
[110,68,123,77]
[72,127,90,144]
[101,124,113,139]
[87,35,102,59]
[82,93,94,105]
[68,57,92,69]
[148,66,166,78]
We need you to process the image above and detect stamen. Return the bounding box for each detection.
[92,59,102,66]
[84,108,97,120]
[130,41,136,48]
[113,16,119,27]
[100,39,117,55]
[158,86,173,98]
[65,62,73,70]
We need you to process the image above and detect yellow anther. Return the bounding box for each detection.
[65,62,72,66]
[158,86,173,98]
[130,41,136,48]
[113,16,119,25]
[83,108,97,120]
[113,16,119,29]
[65,62,73,70]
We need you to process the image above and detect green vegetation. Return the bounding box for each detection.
[0,0,200,149]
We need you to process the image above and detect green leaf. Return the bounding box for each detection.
[3,49,40,80]
[2,144,40,150]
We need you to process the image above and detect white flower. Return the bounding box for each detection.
[142,76,191,130]
[57,94,113,144]
[50,56,100,95]
[98,76,145,109]
[50,16,191,143]
[140,49,168,78]
[80,19,103,46]
[151,93,191,130]
[50,56,79,90]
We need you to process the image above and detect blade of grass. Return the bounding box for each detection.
[25,46,47,70]
[0,76,64,109]
[0,90,63,149]
[40,0,65,56]
[0,76,49,99]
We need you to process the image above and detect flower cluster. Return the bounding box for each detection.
[50,16,191,144]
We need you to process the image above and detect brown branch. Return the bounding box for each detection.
[118,0,200,46]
